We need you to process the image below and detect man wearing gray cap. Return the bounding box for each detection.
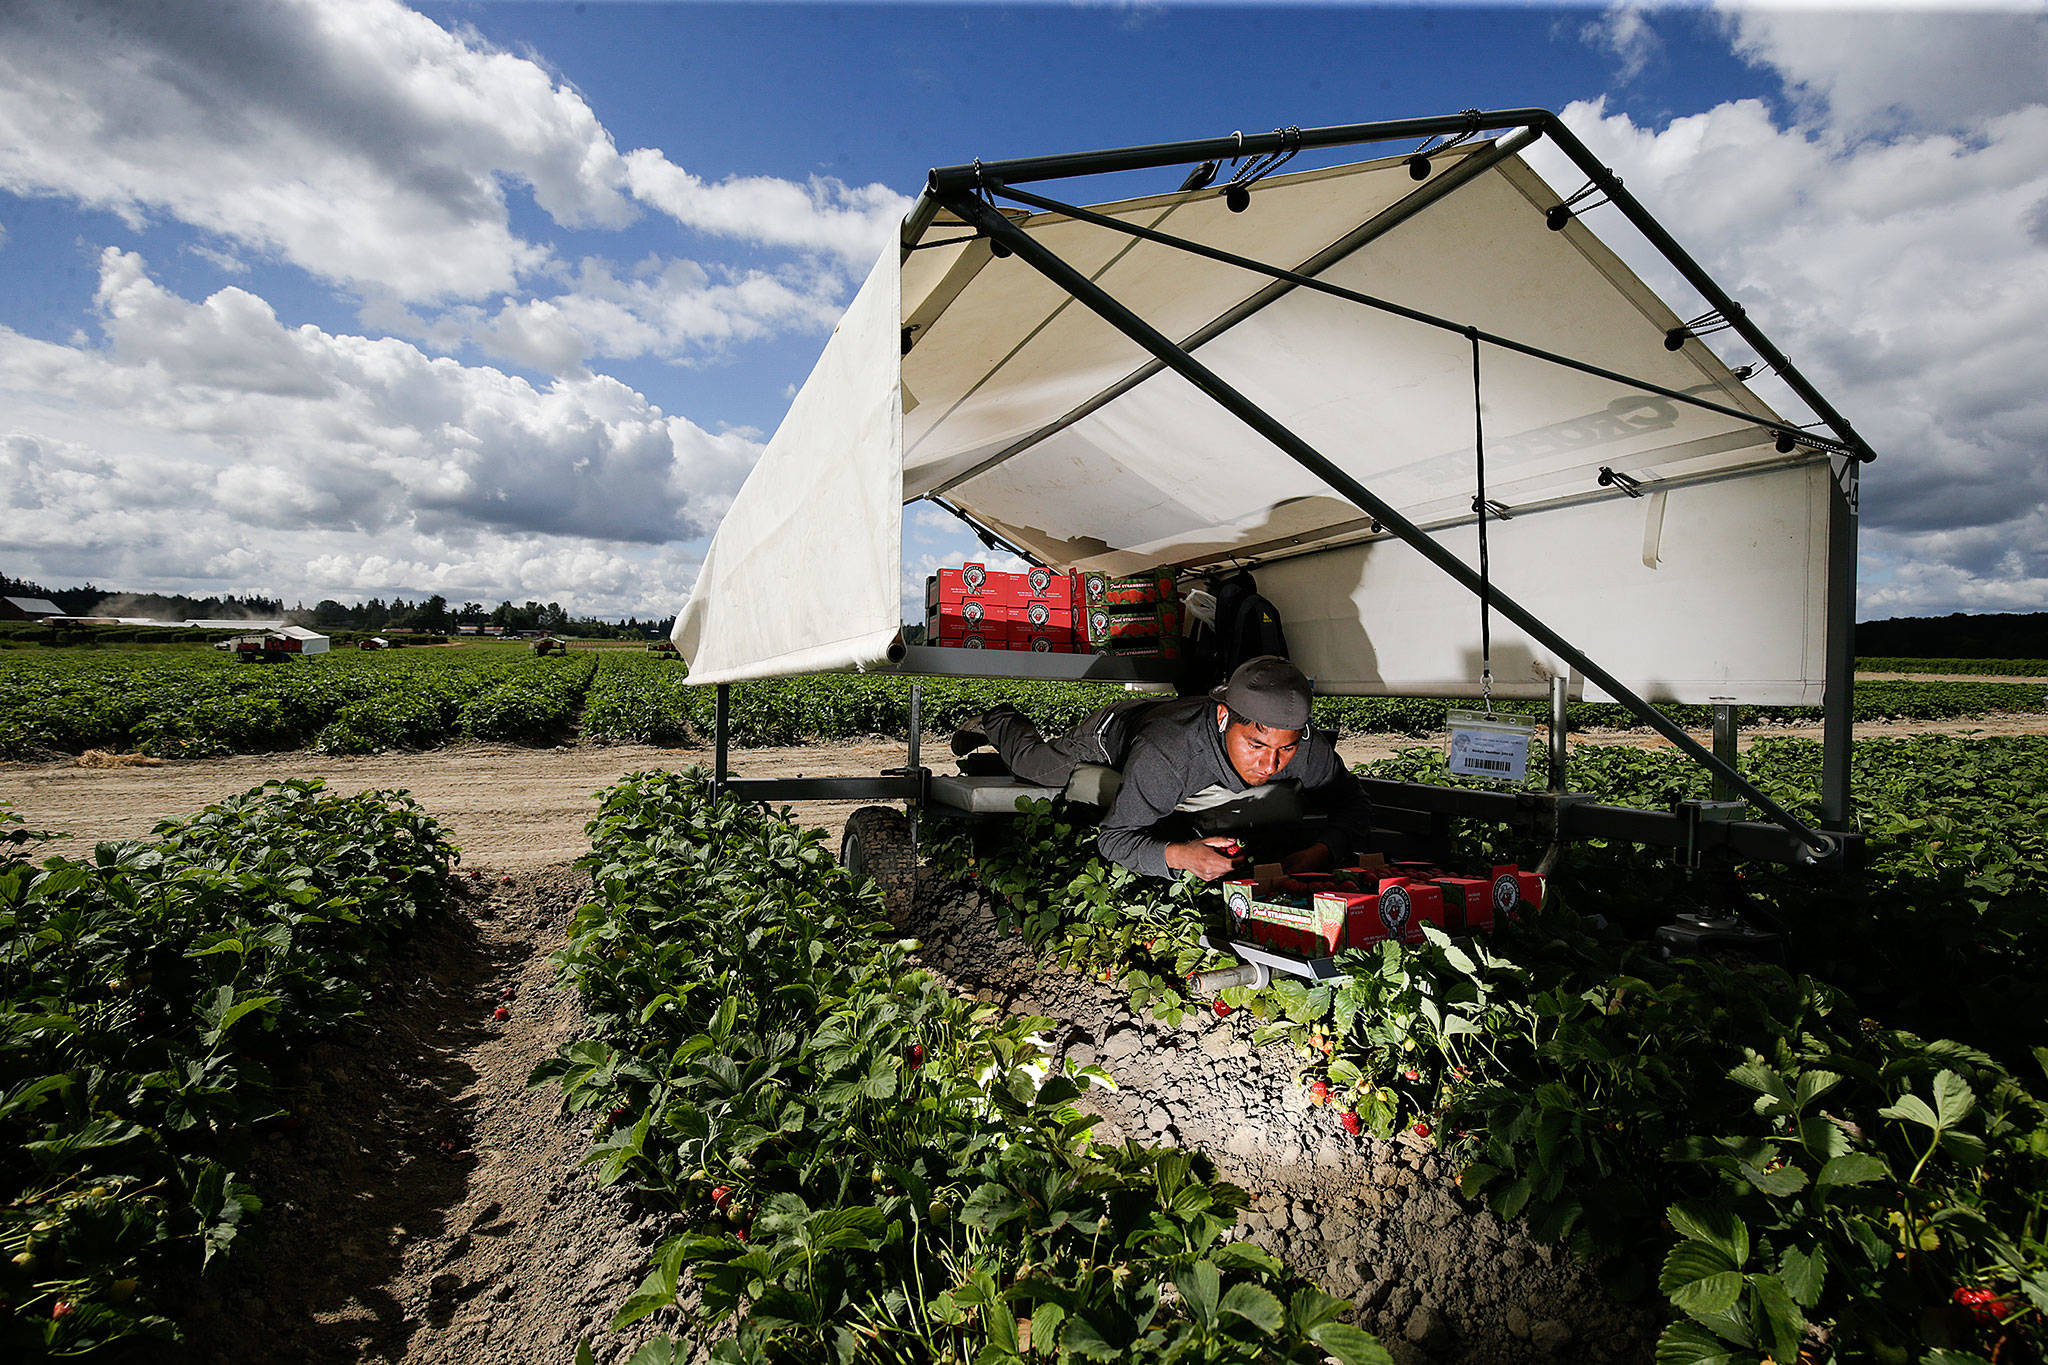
[955,656,1373,881]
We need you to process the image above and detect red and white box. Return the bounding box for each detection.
[1009,623,1076,653]
[1016,565,1078,607]
[1490,864,1545,920]
[1433,876,1495,933]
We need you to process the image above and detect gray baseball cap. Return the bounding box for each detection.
[1209,655,1312,730]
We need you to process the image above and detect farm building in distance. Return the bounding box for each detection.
[217,626,330,659]
[1,596,62,621]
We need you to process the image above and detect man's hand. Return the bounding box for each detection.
[1280,842,1333,875]
[1165,837,1244,882]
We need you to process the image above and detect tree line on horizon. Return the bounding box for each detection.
[1,573,675,639]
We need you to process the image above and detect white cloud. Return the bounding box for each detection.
[0,250,759,615]
[0,0,907,309]
[1582,4,1664,83]
[1541,7,2048,618]
[1717,0,2048,136]
[402,254,848,375]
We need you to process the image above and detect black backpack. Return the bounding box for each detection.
[1180,568,1289,695]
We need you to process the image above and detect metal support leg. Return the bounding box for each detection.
[1548,675,1569,792]
[1821,458,1859,826]
[713,683,730,798]
[907,682,922,771]
[1711,700,1740,802]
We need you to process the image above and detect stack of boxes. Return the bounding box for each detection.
[1080,570,1179,659]
[925,563,1182,656]
[925,563,1080,652]
[1221,858,1544,960]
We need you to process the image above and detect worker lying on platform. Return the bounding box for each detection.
[950,655,1374,881]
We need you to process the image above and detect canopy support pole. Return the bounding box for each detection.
[1822,459,1858,825]
[943,189,1840,861]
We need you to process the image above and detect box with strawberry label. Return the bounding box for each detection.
[1220,856,1543,960]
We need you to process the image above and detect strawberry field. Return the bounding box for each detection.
[580,652,2048,748]
[936,733,2048,1364]
[1,781,455,1357]
[0,646,596,759]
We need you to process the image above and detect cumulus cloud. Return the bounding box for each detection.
[1540,8,2048,616]
[1717,0,2048,136]
[1582,3,1664,84]
[0,0,906,308]
[401,254,849,376]
[0,250,759,613]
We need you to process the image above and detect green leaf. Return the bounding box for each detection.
[1668,1202,1749,1267]
[1309,1321,1396,1365]
[1932,1070,1976,1127]
[1654,1320,1752,1365]
[1778,1245,1825,1309]
[1879,1093,1940,1130]
[1816,1153,1889,1188]
[1217,1282,1283,1335]
[1938,1129,1989,1166]
[1792,1069,1842,1109]
[1739,1161,1808,1199]
[1750,1275,1806,1365]
[1175,1260,1219,1327]
[1661,1241,1742,1322]
[1030,1301,1066,1355]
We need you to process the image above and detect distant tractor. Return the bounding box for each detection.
[532,636,567,656]
[648,638,679,657]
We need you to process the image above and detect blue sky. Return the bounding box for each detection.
[2,0,2044,621]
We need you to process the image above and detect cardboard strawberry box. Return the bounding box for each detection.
[1008,623,1075,653]
[1490,864,1545,919]
[1017,565,1077,606]
[928,564,998,605]
[1017,599,1074,630]
[927,614,1004,649]
[1433,876,1496,933]
[1222,879,1343,958]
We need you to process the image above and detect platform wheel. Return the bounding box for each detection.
[841,805,915,925]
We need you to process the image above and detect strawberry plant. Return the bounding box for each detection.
[533,769,1391,1363]
[1,780,454,1358]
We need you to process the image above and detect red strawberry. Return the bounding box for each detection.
[52,1301,74,1320]
[500,875,513,885]
[609,1106,628,1123]
[1953,1286,2011,1326]
[1412,1121,1432,1139]
[1403,1069,1421,1081]
[498,986,516,1001]
[906,1044,924,1068]
[1308,1080,1330,1104]
[1212,1000,1232,1018]
[710,1185,732,1211]
[492,1006,509,1021]
[734,1227,748,1243]
[1340,1111,1362,1135]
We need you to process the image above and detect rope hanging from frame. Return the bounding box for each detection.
[1469,330,1494,715]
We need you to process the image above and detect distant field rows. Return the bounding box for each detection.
[6,647,2043,759]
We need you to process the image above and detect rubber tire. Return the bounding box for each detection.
[841,806,915,925]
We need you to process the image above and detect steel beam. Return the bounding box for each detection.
[944,190,1840,861]
[721,776,927,803]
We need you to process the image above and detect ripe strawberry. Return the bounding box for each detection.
[906,1043,924,1068]
[710,1185,733,1211]
[468,869,483,880]
[733,1227,748,1243]
[1339,1110,1362,1135]
[52,1301,74,1320]
[498,986,516,1002]
[500,875,513,885]
[1308,1080,1330,1104]
[1953,1286,2011,1326]
[1212,1000,1232,1018]
[1403,1069,1421,1082]
[492,1006,510,1021]
[609,1106,628,1124]
[1412,1121,1432,1139]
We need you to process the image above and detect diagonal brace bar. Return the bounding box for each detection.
[942,190,1839,861]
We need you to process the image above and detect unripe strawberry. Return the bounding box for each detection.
[52,1301,74,1320]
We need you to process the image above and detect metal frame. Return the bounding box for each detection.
[710,110,1869,871]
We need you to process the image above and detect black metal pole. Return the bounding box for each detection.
[945,191,1837,860]
[713,682,730,798]
[1821,461,1859,825]
[924,110,1551,197]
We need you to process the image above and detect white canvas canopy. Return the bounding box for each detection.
[675,137,1842,705]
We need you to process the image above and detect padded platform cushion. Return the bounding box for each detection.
[1063,763,1123,807]
[928,774,1064,814]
